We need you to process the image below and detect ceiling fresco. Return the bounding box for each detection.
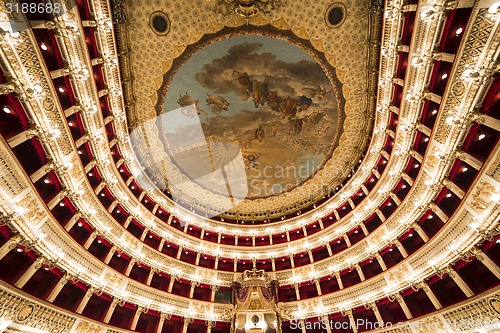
[158,33,344,199]
[117,0,380,220]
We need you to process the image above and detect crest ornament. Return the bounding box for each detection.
[213,0,283,24]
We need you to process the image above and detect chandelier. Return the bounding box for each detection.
[214,0,283,23]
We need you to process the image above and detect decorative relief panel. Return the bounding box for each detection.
[100,269,127,292]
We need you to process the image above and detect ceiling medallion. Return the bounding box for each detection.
[214,0,283,24]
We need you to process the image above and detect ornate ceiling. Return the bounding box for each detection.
[0,0,499,332]
[117,0,380,221]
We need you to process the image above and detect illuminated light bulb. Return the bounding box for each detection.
[3,107,11,113]
[462,167,468,172]
[446,193,452,198]
[68,122,73,127]
[88,173,93,176]
[78,150,82,155]
[59,202,65,207]
[424,137,429,142]
[40,43,48,50]
[77,222,83,227]
[478,134,486,140]
[431,109,437,115]
[58,87,65,93]
[44,179,50,184]
[441,73,448,79]
[455,27,463,35]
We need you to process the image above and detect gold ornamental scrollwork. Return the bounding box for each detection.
[75,320,102,333]
[15,304,34,322]
[469,181,496,213]
[489,296,500,315]
[42,96,56,112]
[450,80,466,97]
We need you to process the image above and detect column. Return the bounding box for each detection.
[294,284,300,300]
[477,114,500,132]
[158,239,165,252]
[76,288,94,314]
[14,257,44,288]
[271,258,276,271]
[376,209,386,222]
[456,149,482,170]
[448,268,473,297]
[308,250,314,263]
[182,318,191,333]
[140,228,149,242]
[46,274,69,302]
[375,253,387,270]
[326,244,333,256]
[411,223,429,242]
[429,203,449,222]
[289,255,295,268]
[30,163,52,183]
[214,257,219,270]
[107,201,118,213]
[210,285,219,302]
[50,68,70,79]
[83,231,97,249]
[355,264,365,281]
[432,52,455,63]
[0,234,21,261]
[176,247,183,260]
[335,272,343,289]
[299,320,307,333]
[394,294,413,319]
[189,282,197,298]
[360,224,369,236]
[394,240,408,258]
[443,179,465,199]
[421,282,442,310]
[124,259,136,276]
[345,310,358,333]
[343,235,351,247]
[104,246,117,264]
[123,216,133,229]
[7,128,36,148]
[168,277,176,293]
[475,249,500,279]
[103,298,119,323]
[206,321,214,333]
[367,303,384,326]
[146,268,156,286]
[314,279,322,296]
[321,316,332,333]
[157,313,170,333]
[130,306,144,331]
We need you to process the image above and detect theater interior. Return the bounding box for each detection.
[0,0,499,332]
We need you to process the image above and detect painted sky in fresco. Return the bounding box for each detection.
[162,35,341,198]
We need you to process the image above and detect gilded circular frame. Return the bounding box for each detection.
[325,3,347,28]
[149,11,170,36]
